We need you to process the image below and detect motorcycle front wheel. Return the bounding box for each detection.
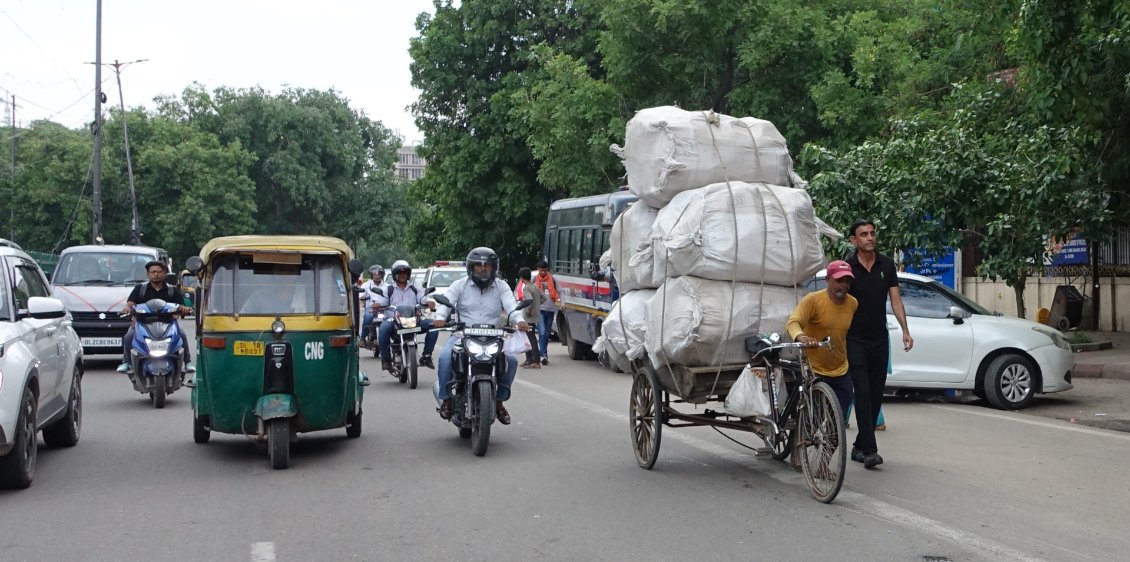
[151,374,167,409]
[471,379,494,457]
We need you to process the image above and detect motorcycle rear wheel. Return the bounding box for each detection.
[407,347,418,389]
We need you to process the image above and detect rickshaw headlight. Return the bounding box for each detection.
[271,320,286,335]
[146,338,171,357]
[400,316,418,329]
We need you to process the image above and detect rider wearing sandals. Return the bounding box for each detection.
[432,247,528,425]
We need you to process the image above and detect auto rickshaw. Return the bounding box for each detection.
[184,235,366,469]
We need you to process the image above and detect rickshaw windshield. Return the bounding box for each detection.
[206,254,349,316]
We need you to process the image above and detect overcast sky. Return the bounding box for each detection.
[1,0,434,144]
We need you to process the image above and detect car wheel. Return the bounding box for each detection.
[43,372,82,448]
[983,354,1037,410]
[0,385,38,489]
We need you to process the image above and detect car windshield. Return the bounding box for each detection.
[206,254,349,315]
[53,252,153,285]
[429,270,466,288]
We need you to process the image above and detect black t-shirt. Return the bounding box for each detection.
[128,282,184,307]
[846,251,898,340]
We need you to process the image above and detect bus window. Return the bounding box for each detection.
[569,228,584,275]
[581,228,595,274]
[555,229,571,272]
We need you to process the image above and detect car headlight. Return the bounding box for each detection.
[146,338,171,357]
[400,316,418,329]
[1033,326,1072,351]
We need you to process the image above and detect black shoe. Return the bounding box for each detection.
[496,401,511,425]
[438,399,452,420]
[419,354,434,369]
[863,452,884,468]
[540,356,549,366]
[851,447,866,464]
[381,358,392,372]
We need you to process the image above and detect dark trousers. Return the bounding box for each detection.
[815,374,854,426]
[524,327,540,364]
[847,335,889,454]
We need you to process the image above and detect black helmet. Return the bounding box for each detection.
[390,260,411,280]
[465,247,499,289]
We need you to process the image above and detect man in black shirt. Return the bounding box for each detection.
[116,261,193,374]
[845,220,912,468]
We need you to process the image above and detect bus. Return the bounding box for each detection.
[543,190,638,360]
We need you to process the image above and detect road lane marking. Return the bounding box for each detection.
[927,404,1130,441]
[251,542,275,562]
[516,378,1046,562]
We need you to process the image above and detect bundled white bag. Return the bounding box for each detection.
[646,277,801,368]
[600,289,655,372]
[503,332,531,357]
[724,365,771,418]
[651,181,826,285]
[610,106,793,208]
[610,202,661,292]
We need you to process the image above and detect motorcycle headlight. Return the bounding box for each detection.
[400,316,418,329]
[465,339,486,356]
[146,338,171,357]
[1033,326,1072,352]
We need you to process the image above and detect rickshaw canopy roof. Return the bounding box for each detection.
[198,235,354,264]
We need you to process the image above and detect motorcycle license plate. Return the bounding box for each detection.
[81,337,121,347]
[397,327,421,335]
[233,341,265,356]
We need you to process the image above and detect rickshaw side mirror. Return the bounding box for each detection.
[186,256,204,275]
[348,259,364,282]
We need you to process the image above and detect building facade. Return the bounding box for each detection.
[395,145,426,181]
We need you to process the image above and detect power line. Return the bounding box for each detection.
[0,8,85,97]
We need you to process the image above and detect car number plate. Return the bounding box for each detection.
[81,337,122,347]
[397,327,421,335]
[233,341,265,356]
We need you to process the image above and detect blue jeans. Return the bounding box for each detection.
[437,335,518,401]
[378,318,437,361]
[537,310,555,357]
[362,310,377,339]
[815,374,854,428]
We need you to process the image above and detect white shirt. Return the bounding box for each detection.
[435,277,522,327]
[375,282,426,308]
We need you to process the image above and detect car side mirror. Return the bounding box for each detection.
[28,296,67,319]
[948,306,969,325]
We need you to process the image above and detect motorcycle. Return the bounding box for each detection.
[430,294,532,456]
[124,298,189,408]
[369,287,436,389]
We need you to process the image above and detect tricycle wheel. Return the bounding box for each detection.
[407,348,418,389]
[346,409,362,438]
[471,380,493,456]
[268,419,290,469]
[193,414,211,444]
[629,363,663,469]
[770,426,796,461]
[798,382,846,503]
[151,375,167,409]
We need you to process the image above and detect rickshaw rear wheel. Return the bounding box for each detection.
[193,414,211,444]
[268,419,290,469]
[346,409,362,438]
[630,363,663,470]
[151,375,167,409]
[798,382,846,503]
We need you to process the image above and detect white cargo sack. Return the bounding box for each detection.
[610,106,793,208]
[647,277,800,368]
[724,365,771,418]
[600,289,655,372]
[610,202,661,292]
[651,181,826,285]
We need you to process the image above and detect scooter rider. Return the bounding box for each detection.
[377,260,439,371]
[117,260,193,374]
[361,265,386,344]
[432,247,528,425]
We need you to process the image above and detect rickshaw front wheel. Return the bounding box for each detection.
[268,419,290,469]
[346,409,362,438]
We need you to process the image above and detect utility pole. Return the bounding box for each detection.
[92,0,103,245]
[9,94,15,241]
[108,58,147,245]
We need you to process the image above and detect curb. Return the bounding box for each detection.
[1073,363,1130,381]
[1071,341,1114,352]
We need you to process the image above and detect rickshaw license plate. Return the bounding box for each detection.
[398,327,421,335]
[233,341,265,356]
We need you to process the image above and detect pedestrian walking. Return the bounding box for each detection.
[515,267,543,368]
[533,260,562,365]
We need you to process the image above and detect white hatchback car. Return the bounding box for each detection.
[810,271,1073,410]
[0,244,84,489]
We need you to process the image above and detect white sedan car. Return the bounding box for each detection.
[0,244,84,489]
[811,271,1073,410]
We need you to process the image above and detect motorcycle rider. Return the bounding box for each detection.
[432,247,528,425]
[116,260,193,374]
[361,265,386,345]
[376,260,439,371]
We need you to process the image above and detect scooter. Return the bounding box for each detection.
[125,299,189,408]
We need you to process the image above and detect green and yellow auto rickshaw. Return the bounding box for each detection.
[184,235,366,469]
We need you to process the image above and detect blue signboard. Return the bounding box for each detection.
[1050,233,1088,266]
[904,248,957,289]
